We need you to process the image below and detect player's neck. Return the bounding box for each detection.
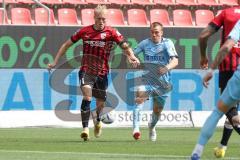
[93,24,105,31]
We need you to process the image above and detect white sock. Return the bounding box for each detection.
[133,103,143,132]
[192,144,204,157]
[219,144,227,150]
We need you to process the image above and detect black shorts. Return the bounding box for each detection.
[219,71,234,93]
[78,71,108,101]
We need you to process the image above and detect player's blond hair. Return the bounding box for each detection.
[94,5,107,16]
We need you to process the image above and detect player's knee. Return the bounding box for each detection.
[81,99,91,111]
[224,119,233,129]
[83,96,92,101]
[217,100,229,113]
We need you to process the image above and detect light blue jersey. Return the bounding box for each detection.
[134,37,178,85]
[195,20,240,149]
[221,20,240,106]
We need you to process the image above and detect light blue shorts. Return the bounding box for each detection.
[137,85,171,107]
[220,66,240,107]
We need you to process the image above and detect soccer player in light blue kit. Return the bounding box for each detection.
[191,20,240,160]
[132,22,179,141]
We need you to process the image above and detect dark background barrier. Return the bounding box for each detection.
[0,26,220,69]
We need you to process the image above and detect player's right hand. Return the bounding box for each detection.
[202,69,213,88]
[200,57,208,69]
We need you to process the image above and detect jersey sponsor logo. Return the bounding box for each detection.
[85,40,106,47]
[145,55,164,61]
[100,33,106,39]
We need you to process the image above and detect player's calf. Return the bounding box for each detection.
[225,107,240,127]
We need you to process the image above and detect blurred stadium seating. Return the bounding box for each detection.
[34,7,55,25]
[11,8,32,25]
[81,8,94,26]
[173,9,193,26]
[195,9,214,26]
[58,8,79,25]
[127,9,148,26]
[0,0,239,26]
[150,9,171,26]
[0,9,9,24]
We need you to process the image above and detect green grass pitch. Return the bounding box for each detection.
[0,127,239,160]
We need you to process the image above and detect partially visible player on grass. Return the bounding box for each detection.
[191,20,240,160]
[132,22,178,141]
[198,6,240,157]
[48,5,140,141]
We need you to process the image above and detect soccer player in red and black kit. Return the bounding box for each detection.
[48,5,140,141]
[197,6,240,158]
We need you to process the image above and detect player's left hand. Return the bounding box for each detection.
[128,57,140,68]
[203,69,213,88]
[159,66,168,75]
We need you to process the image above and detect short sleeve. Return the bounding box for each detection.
[228,20,240,42]
[210,10,225,29]
[134,40,145,55]
[165,39,178,57]
[70,28,84,43]
[111,29,124,44]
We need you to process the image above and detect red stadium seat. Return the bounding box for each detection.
[150,9,171,26]
[1,0,17,3]
[16,0,35,3]
[34,8,55,25]
[108,0,131,5]
[197,0,219,6]
[127,9,148,26]
[219,0,238,6]
[11,8,32,25]
[0,9,9,24]
[58,8,79,25]
[107,9,125,26]
[131,0,153,5]
[173,9,193,26]
[62,0,87,4]
[81,8,94,26]
[85,0,110,4]
[153,0,175,5]
[195,9,214,26]
[175,0,197,5]
[41,0,63,5]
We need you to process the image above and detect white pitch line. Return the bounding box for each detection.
[0,149,187,159]
[0,150,239,160]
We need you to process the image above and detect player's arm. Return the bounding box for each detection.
[203,39,236,88]
[198,24,218,69]
[211,39,236,70]
[166,56,178,70]
[48,39,73,70]
[160,39,179,74]
[120,41,140,68]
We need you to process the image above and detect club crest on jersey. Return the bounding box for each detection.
[100,33,106,39]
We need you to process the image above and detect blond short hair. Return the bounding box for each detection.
[94,5,107,16]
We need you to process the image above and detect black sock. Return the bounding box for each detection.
[220,126,233,146]
[81,100,91,128]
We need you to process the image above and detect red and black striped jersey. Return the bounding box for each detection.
[71,25,124,76]
[211,7,240,71]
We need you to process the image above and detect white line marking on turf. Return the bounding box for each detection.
[0,150,239,160]
[0,150,187,159]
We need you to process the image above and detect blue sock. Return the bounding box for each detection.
[198,109,224,146]
[133,103,143,131]
[150,112,159,128]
